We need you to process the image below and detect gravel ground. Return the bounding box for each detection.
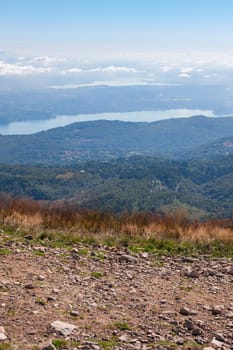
[0,237,233,349]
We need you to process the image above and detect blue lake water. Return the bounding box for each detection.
[0,109,215,135]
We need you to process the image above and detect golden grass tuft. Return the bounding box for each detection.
[0,196,232,244]
[3,211,43,230]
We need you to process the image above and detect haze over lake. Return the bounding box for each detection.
[0,109,214,135]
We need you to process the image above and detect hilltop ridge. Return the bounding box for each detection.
[0,116,233,164]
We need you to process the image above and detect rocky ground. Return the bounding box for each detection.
[0,236,233,349]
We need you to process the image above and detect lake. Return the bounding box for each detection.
[0,109,214,135]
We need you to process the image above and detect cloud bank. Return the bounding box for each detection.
[0,60,51,76]
[1,51,233,90]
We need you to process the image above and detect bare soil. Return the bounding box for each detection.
[0,237,233,349]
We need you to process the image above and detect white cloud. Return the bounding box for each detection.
[0,60,52,75]
[0,54,139,77]
[102,65,137,73]
[27,56,66,66]
[17,56,26,61]
[203,73,218,79]
[180,67,194,73]
[89,65,138,73]
[178,73,191,78]
[160,66,174,72]
[63,67,83,74]
[49,80,180,89]
[60,65,138,75]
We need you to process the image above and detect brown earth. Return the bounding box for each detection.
[0,236,233,350]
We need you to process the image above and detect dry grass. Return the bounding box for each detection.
[0,196,232,244]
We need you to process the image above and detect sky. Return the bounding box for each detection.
[1,0,233,58]
[1,0,233,88]
[1,1,233,125]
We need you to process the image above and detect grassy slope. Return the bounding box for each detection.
[0,197,232,257]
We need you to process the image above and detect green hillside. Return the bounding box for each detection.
[184,135,233,159]
[0,116,233,164]
[0,155,232,219]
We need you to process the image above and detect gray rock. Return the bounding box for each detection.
[176,338,185,345]
[38,275,45,281]
[0,333,7,341]
[211,337,225,348]
[182,257,196,263]
[224,266,233,275]
[70,310,79,317]
[24,234,34,240]
[192,328,202,336]
[211,305,224,315]
[50,320,76,336]
[206,269,216,276]
[79,344,100,350]
[180,307,190,316]
[214,333,225,342]
[141,252,149,259]
[190,309,198,315]
[118,254,138,263]
[47,296,56,302]
[92,345,101,350]
[119,334,129,342]
[41,342,56,350]
[184,268,199,278]
[184,319,194,330]
[0,327,7,341]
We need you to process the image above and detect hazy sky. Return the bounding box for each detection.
[1,0,233,58]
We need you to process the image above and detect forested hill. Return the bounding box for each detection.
[0,116,233,164]
[0,155,232,218]
[183,135,233,159]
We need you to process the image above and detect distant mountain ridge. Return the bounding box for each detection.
[0,115,233,164]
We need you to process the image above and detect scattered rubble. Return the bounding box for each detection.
[0,237,233,349]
